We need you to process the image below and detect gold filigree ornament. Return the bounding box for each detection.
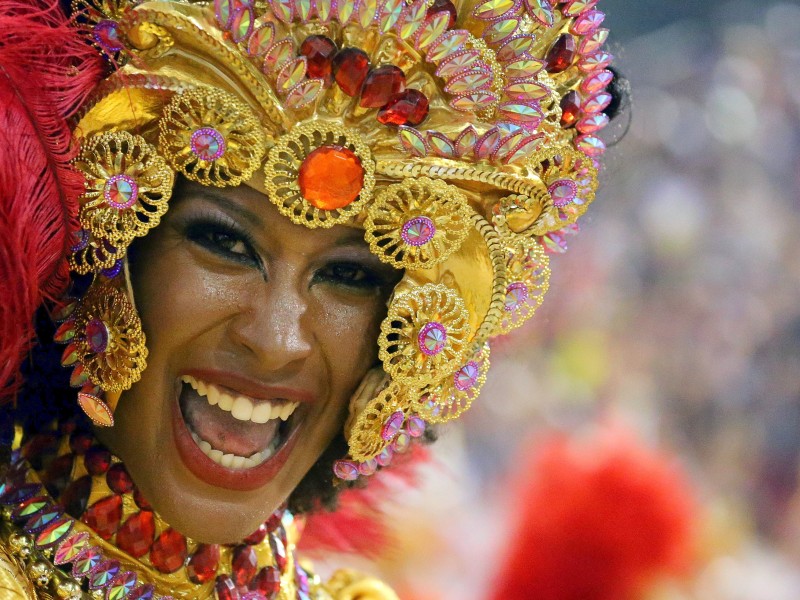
[378,284,470,387]
[528,145,599,235]
[413,343,490,424]
[363,177,473,270]
[72,130,173,255]
[495,239,550,335]
[62,283,147,394]
[346,382,410,462]
[263,121,376,228]
[158,87,266,187]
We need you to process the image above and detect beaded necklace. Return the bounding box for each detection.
[0,423,320,600]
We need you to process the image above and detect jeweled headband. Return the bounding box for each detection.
[55,0,615,481]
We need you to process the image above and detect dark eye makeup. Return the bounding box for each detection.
[179,212,399,294]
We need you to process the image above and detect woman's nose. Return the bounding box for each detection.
[228,275,313,373]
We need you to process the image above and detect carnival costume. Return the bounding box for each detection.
[0,0,617,597]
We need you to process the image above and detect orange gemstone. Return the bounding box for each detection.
[297,145,364,210]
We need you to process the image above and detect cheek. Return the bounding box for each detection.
[131,248,248,362]
[310,295,386,398]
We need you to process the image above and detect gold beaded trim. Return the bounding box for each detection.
[494,238,550,336]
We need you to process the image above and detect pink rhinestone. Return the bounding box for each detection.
[582,91,612,114]
[504,282,529,311]
[392,431,411,453]
[103,174,138,210]
[406,416,426,438]
[375,446,394,467]
[85,319,109,354]
[358,459,378,476]
[381,411,404,441]
[453,361,480,391]
[93,20,123,52]
[418,322,447,356]
[548,179,578,207]
[401,216,436,246]
[333,460,359,481]
[190,128,226,161]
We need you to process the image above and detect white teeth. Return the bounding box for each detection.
[180,375,301,424]
[187,422,283,470]
[251,403,272,424]
[231,396,254,421]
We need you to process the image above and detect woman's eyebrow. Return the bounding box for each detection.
[192,189,264,229]
[332,230,370,248]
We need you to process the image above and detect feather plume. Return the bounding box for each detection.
[300,445,429,557]
[490,423,698,600]
[0,0,104,400]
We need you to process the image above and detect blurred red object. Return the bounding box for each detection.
[490,422,698,600]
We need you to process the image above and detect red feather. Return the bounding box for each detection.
[0,0,104,400]
[490,423,698,600]
[300,444,430,558]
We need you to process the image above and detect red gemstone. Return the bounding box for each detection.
[243,523,267,545]
[150,529,188,574]
[359,65,406,108]
[133,488,152,510]
[332,48,370,96]
[427,0,457,28]
[60,475,92,518]
[43,454,74,496]
[106,463,134,494]
[84,446,111,475]
[252,566,281,599]
[116,511,155,558]
[269,533,287,572]
[560,90,581,127]
[377,89,429,126]
[299,35,337,85]
[545,34,577,73]
[231,545,258,586]
[187,543,220,584]
[215,575,241,600]
[69,431,94,455]
[298,145,364,210]
[265,508,285,533]
[82,495,122,539]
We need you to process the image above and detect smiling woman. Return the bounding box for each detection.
[0,0,619,597]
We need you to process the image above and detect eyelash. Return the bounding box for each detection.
[184,216,386,291]
[185,215,260,266]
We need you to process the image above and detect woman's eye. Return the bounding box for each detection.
[316,262,380,289]
[186,222,258,264]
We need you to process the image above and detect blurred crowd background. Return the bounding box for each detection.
[331,1,800,598]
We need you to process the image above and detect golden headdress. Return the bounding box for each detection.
[56,0,615,478]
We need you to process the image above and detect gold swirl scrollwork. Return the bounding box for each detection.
[378,284,470,387]
[347,382,409,463]
[70,284,147,393]
[364,177,472,271]
[158,87,266,187]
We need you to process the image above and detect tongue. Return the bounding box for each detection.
[180,385,280,457]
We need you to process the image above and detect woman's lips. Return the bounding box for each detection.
[171,374,306,491]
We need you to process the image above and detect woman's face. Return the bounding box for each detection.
[95,179,399,543]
